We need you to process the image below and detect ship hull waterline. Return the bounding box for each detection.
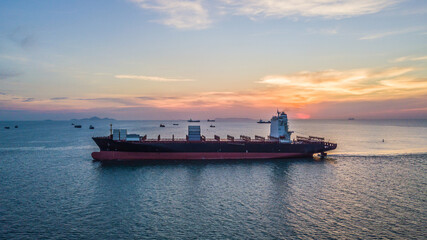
[92,151,313,161]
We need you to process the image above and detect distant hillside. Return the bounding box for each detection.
[71,116,115,121]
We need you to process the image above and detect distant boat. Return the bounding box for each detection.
[210,125,215,128]
[4,126,10,129]
[207,119,215,122]
[188,119,200,122]
[348,118,355,120]
[257,119,271,124]
[173,123,179,126]
[14,125,18,128]
[160,124,165,127]
[74,125,82,128]
[89,125,94,129]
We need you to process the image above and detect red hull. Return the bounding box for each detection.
[92,151,312,161]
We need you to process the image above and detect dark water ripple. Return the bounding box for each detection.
[0,120,426,239]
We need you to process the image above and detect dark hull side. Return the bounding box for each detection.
[92,151,313,161]
[92,137,335,161]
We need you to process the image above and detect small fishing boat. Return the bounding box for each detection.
[210,125,215,128]
[160,124,165,127]
[74,125,82,128]
[89,125,95,129]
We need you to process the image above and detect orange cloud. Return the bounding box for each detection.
[2,66,426,119]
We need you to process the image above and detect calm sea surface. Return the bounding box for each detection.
[1,119,426,239]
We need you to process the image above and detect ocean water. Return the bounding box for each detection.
[0,119,426,239]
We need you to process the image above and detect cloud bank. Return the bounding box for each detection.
[131,0,211,29]
[115,74,195,82]
[393,55,427,63]
[360,26,424,40]
[130,0,401,29]
[2,64,426,119]
[222,0,399,19]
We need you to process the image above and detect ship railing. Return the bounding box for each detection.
[240,135,251,141]
[255,135,265,141]
[309,136,325,141]
[296,136,322,142]
[94,136,111,139]
[137,137,278,143]
[111,135,336,145]
[322,141,337,148]
[269,136,279,140]
[295,135,337,146]
[142,138,187,142]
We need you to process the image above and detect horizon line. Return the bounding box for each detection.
[2,118,427,122]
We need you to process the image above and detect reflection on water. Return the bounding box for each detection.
[86,156,425,238]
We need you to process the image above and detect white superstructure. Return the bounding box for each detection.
[269,111,293,143]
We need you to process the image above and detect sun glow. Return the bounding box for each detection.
[296,113,311,119]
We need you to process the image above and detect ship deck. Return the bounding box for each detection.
[94,136,337,147]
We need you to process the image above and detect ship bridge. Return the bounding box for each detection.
[269,111,293,143]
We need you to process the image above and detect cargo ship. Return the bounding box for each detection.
[92,111,337,162]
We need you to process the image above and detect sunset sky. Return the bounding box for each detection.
[1,0,426,120]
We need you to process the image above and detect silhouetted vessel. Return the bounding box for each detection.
[92,111,337,162]
[74,125,82,128]
[188,119,200,122]
[160,124,165,127]
[257,119,271,123]
[89,125,95,129]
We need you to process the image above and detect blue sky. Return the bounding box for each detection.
[0,0,426,120]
